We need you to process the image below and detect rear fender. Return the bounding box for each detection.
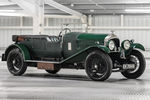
[4,44,31,61]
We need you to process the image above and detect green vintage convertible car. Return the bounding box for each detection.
[2,29,146,81]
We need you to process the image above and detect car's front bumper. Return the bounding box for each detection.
[2,54,6,61]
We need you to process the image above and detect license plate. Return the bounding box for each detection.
[37,63,54,70]
[123,64,135,70]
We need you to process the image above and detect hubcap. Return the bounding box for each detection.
[89,57,107,78]
[8,53,22,73]
[128,55,140,73]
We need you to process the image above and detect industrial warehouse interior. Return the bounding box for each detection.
[0,0,150,100]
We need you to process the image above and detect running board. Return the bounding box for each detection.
[25,60,61,64]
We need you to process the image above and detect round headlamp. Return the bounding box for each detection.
[123,40,131,50]
[108,40,115,50]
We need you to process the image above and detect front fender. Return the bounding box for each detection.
[4,44,31,61]
[94,45,110,53]
[131,43,145,51]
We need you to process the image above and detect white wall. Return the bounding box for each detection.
[0,16,82,48]
[0,15,150,51]
[91,15,150,50]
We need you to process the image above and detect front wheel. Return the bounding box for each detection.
[121,50,146,79]
[7,48,27,76]
[85,50,113,81]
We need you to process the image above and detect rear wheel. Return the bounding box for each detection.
[121,50,146,79]
[7,48,27,76]
[85,50,113,81]
[45,64,61,74]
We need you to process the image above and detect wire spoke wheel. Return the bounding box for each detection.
[121,50,146,79]
[8,53,22,72]
[7,48,27,76]
[85,50,112,81]
[89,57,107,78]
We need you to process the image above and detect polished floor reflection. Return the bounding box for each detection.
[0,59,150,100]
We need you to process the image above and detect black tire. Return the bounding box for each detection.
[7,48,27,76]
[45,64,61,74]
[85,50,113,81]
[121,50,146,79]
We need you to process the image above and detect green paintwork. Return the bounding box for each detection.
[63,32,108,59]
[122,42,145,56]
[77,33,108,41]
[16,44,31,60]
[96,45,110,53]
[131,43,145,51]
[5,44,31,60]
[61,45,110,63]
[3,32,145,65]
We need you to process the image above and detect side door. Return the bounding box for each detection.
[45,36,62,58]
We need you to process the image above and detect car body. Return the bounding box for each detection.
[2,30,146,81]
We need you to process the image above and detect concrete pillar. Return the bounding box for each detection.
[33,0,44,35]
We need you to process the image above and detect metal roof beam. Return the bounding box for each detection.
[9,0,44,35]
[45,0,87,32]
[10,0,36,16]
[54,0,150,5]
[45,0,84,17]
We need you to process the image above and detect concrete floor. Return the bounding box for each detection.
[0,59,150,100]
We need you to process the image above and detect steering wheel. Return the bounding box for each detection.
[58,28,71,37]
